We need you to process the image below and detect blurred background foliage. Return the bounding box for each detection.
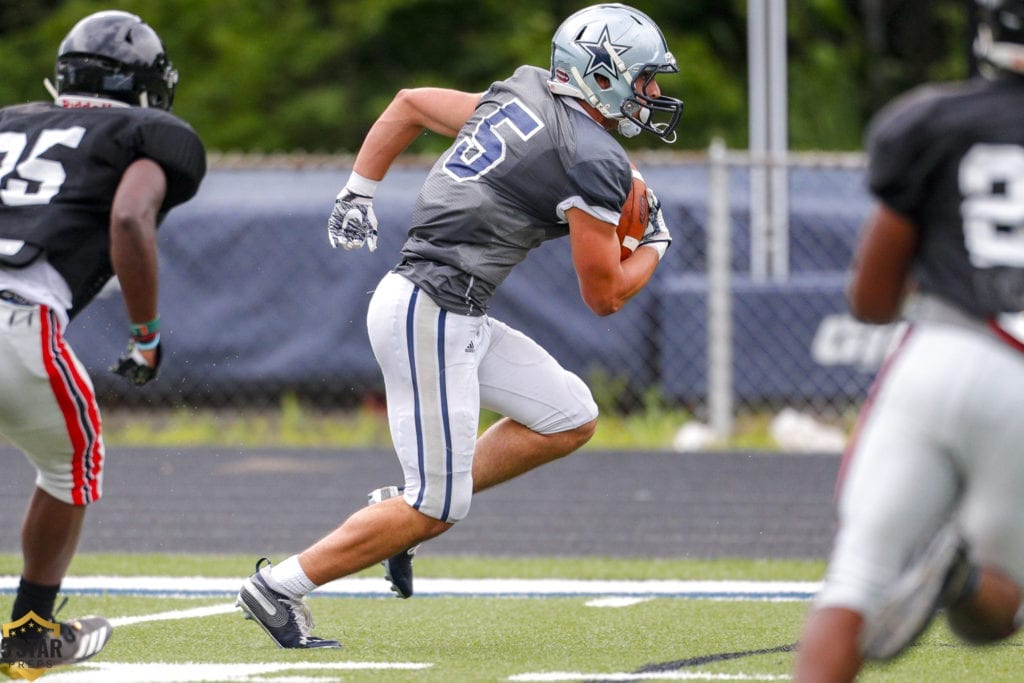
[0,0,972,154]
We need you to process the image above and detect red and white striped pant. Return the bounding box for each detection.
[0,298,104,505]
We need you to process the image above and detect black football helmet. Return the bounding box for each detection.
[54,10,178,110]
[975,0,1024,76]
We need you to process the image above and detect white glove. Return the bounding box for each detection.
[638,187,671,261]
[327,190,379,251]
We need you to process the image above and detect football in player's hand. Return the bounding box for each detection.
[617,164,650,261]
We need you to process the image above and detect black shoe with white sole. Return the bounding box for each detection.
[236,558,341,649]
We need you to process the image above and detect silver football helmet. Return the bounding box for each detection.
[974,0,1024,77]
[548,3,683,142]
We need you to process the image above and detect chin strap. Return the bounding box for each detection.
[558,60,675,142]
[569,66,646,139]
[569,66,612,117]
[617,119,641,138]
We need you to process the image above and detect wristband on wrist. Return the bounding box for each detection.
[641,241,669,261]
[133,332,161,351]
[341,171,379,199]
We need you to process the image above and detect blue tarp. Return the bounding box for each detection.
[65,161,874,406]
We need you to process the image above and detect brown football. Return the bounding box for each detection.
[617,164,649,260]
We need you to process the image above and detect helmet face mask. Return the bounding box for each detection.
[54,10,177,110]
[621,65,682,139]
[975,0,1024,77]
[549,3,683,142]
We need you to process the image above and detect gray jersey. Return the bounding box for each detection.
[394,65,632,315]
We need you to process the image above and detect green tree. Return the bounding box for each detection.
[0,0,972,153]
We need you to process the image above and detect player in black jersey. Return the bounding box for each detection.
[0,10,205,673]
[795,2,1024,680]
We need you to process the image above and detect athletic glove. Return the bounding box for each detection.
[638,187,672,261]
[327,191,379,252]
[110,340,162,386]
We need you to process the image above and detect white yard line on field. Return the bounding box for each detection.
[39,662,433,682]
[585,596,654,607]
[108,602,238,627]
[0,576,820,600]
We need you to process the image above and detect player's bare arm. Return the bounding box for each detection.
[566,207,659,316]
[109,158,168,365]
[353,88,482,180]
[329,88,482,252]
[847,202,918,324]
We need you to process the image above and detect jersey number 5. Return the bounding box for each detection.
[443,98,544,182]
[0,127,86,206]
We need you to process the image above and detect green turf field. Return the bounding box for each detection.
[1,554,1022,682]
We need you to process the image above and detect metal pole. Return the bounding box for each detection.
[707,138,733,440]
[748,0,769,281]
[768,0,789,280]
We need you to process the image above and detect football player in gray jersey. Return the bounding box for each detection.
[0,11,204,673]
[237,4,681,648]
[795,1,1024,680]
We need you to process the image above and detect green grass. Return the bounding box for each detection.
[2,554,1022,682]
[97,399,823,451]
[16,594,1023,682]
[98,403,702,450]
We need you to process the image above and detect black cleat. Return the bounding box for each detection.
[368,486,419,599]
[236,558,341,649]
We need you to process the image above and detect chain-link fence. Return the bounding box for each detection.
[70,149,897,444]
[665,145,889,441]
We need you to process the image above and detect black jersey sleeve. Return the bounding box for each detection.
[865,85,947,215]
[132,113,207,210]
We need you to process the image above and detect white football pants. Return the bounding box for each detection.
[0,298,104,505]
[366,271,598,522]
[817,322,1024,618]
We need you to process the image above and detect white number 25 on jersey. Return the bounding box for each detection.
[0,127,86,206]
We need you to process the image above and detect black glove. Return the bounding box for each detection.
[110,340,162,386]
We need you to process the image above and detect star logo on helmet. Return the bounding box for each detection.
[576,25,631,79]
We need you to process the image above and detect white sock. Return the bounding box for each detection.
[263,555,317,599]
